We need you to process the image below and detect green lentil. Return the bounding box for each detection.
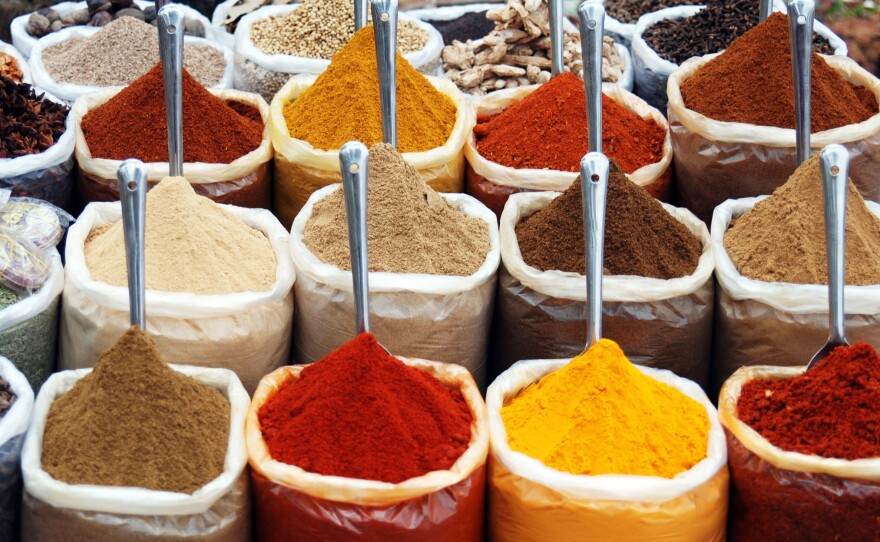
[0,296,59,390]
[0,287,21,312]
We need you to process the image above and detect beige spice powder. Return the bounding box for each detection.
[85,177,276,294]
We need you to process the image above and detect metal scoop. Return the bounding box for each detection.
[158,4,185,177]
[806,144,851,370]
[788,0,814,165]
[117,159,148,329]
[372,0,398,148]
[355,0,368,30]
[759,0,773,22]
[581,152,610,350]
[578,1,604,154]
[549,0,564,77]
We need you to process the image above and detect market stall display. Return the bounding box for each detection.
[0,357,34,542]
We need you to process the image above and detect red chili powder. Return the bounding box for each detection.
[82,63,263,164]
[737,341,880,460]
[681,13,878,132]
[473,72,666,174]
[258,333,473,484]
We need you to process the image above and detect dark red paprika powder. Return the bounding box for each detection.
[473,72,666,174]
[258,332,473,484]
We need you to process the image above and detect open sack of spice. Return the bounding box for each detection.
[269,25,473,229]
[719,343,880,542]
[465,74,672,217]
[486,339,728,541]
[72,63,273,209]
[21,326,251,542]
[0,357,35,542]
[0,42,31,85]
[60,177,295,394]
[290,144,499,387]
[233,0,443,101]
[247,333,489,542]
[668,13,880,222]
[709,155,880,393]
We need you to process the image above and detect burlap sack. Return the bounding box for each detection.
[490,192,714,388]
[709,197,880,395]
[668,54,880,223]
[270,74,474,229]
[247,359,489,542]
[719,365,880,542]
[465,83,673,217]
[71,87,273,210]
[487,358,729,542]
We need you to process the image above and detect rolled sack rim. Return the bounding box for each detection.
[0,356,36,447]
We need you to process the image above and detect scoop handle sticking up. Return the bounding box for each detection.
[355,0,368,30]
[759,0,773,22]
[549,0,564,76]
[158,4,185,177]
[578,1,604,154]
[807,144,851,370]
[117,159,148,330]
[340,142,371,336]
[372,0,398,149]
[581,152,610,350]
[788,0,814,165]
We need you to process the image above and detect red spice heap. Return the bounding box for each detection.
[738,341,880,460]
[473,72,666,174]
[82,63,263,164]
[259,333,473,483]
[681,13,878,132]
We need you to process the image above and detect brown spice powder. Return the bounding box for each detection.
[41,326,230,494]
[516,161,702,279]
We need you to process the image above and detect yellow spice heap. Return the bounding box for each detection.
[501,339,709,478]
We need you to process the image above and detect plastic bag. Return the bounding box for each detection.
[0,249,63,390]
[668,54,880,223]
[486,358,729,542]
[72,87,274,210]
[11,0,220,59]
[709,197,880,394]
[20,364,251,542]
[247,358,489,542]
[719,365,880,542]
[233,4,444,101]
[29,27,234,105]
[489,191,714,387]
[290,185,499,387]
[0,230,51,292]
[0,357,35,542]
[59,202,295,394]
[465,83,673,217]
[0,89,76,211]
[0,41,31,84]
[270,74,474,229]
[0,193,73,250]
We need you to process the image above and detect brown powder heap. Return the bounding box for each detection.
[41,326,230,494]
[724,155,880,285]
[85,177,276,294]
[516,162,702,279]
[304,143,489,276]
[681,13,878,132]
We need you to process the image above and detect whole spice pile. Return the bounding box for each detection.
[26,1,205,38]
[41,326,230,493]
[725,155,880,285]
[0,376,14,418]
[516,160,701,278]
[284,26,456,153]
[82,63,263,164]
[0,53,24,83]
[86,177,276,294]
[428,11,495,45]
[643,0,834,65]
[606,0,692,24]
[474,72,665,173]
[738,341,880,460]
[259,332,473,483]
[0,78,68,159]
[502,339,709,477]
[305,144,489,276]
[250,0,427,58]
[681,13,877,131]
[442,0,625,94]
[41,16,225,88]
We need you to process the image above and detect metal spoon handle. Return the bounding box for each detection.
[578,1,604,154]
[355,0,368,30]
[759,0,773,22]
[158,4,185,177]
[820,144,849,345]
[581,152,609,348]
[117,160,148,330]
[371,0,397,148]
[788,0,814,165]
[155,0,170,9]
[340,142,371,335]
[549,0,564,76]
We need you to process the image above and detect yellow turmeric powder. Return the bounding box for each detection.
[283,26,457,153]
[501,339,709,478]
